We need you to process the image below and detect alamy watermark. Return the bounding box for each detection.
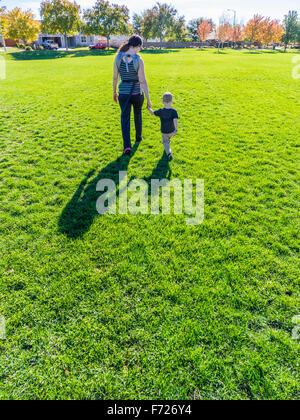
[292,56,300,80]
[292,315,300,342]
[0,315,5,340]
[0,55,6,80]
[96,172,204,226]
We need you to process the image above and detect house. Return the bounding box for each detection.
[4,38,17,47]
[37,33,104,48]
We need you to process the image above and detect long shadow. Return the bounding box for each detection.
[8,49,116,61]
[141,49,180,54]
[8,48,179,61]
[59,148,171,238]
[59,144,139,238]
[145,152,172,189]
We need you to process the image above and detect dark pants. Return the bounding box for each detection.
[119,93,144,149]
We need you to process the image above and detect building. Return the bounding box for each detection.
[37,33,155,49]
[37,33,104,48]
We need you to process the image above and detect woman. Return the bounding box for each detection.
[113,35,151,155]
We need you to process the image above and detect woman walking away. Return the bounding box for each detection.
[113,35,152,155]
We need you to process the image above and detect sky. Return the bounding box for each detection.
[2,0,300,24]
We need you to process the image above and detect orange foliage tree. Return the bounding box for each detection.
[216,23,233,50]
[233,24,244,43]
[197,20,213,45]
[244,15,265,47]
[262,18,285,46]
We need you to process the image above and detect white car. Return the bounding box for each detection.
[43,40,59,50]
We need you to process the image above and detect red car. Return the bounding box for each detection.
[89,42,107,50]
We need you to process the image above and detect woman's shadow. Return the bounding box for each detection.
[59,146,171,238]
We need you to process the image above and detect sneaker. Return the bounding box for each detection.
[168,153,174,161]
[123,147,131,155]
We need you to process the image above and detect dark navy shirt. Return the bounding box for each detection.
[154,108,179,133]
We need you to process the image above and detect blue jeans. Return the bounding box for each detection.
[119,93,144,149]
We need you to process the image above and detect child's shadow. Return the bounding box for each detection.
[59,146,172,238]
[145,152,172,191]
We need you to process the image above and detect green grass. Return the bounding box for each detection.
[0,48,299,400]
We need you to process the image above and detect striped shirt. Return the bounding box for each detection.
[119,59,141,95]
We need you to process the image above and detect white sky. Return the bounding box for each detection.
[2,0,300,24]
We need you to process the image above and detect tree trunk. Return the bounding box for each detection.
[0,34,6,52]
[106,36,110,49]
[65,34,68,51]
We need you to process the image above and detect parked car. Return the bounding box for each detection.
[43,40,59,50]
[89,42,107,50]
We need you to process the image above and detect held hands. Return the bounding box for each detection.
[113,93,119,103]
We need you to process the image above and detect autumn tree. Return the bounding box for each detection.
[0,1,7,50]
[261,18,284,48]
[0,1,6,34]
[244,15,265,48]
[83,1,129,48]
[232,24,244,45]
[41,0,80,50]
[282,10,298,51]
[6,8,40,45]
[187,18,214,41]
[197,20,213,46]
[216,23,233,51]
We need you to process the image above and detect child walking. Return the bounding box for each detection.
[148,92,179,161]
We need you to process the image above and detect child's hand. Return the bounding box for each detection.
[172,130,177,137]
[113,93,118,103]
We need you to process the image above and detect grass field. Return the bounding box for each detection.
[0,48,299,400]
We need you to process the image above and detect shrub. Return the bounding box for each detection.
[16,43,25,49]
[25,46,32,51]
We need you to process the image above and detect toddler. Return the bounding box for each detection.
[148,92,179,161]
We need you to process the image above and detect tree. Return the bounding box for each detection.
[282,10,298,51]
[232,24,244,45]
[216,23,233,51]
[166,15,187,41]
[0,1,7,50]
[6,8,40,45]
[83,1,129,48]
[297,22,300,44]
[41,0,80,50]
[244,15,265,48]
[197,20,213,46]
[149,2,178,43]
[187,18,214,41]
[261,18,284,48]
[133,13,143,35]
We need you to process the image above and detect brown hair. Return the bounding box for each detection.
[163,92,173,103]
[117,35,143,53]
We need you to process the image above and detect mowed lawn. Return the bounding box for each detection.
[0,48,299,400]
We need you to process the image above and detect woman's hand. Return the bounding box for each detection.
[147,99,152,110]
[113,93,119,103]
